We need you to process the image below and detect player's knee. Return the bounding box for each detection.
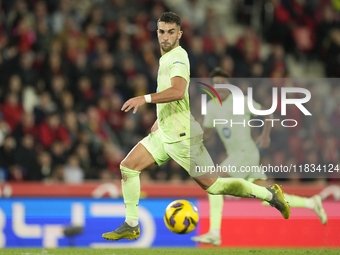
[195,178,221,195]
[120,163,140,182]
[120,160,140,173]
[120,157,136,170]
[120,159,129,169]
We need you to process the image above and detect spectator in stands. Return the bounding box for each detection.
[0,135,17,172]
[92,53,117,89]
[42,53,67,85]
[321,134,339,164]
[187,36,205,77]
[219,55,235,77]
[75,143,95,179]
[50,164,65,182]
[251,62,264,78]
[315,5,340,59]
[14,134,39,178]
[64,154,84,183]
[60,90,75,113]
[264,44,288,77]
[119,114,140,153]
[331,102,340,137]
[51,0,80,35]
[107,93,125,133]
[8,164,25,181]
[35,18,53,56]
[18,51,38,86]
[267,0,294,52]
[79,105,118,148]
[173,0,205,29]
[0,92,24,131]
[50,140,67,166]
[69,51,91,87]
[75,76,95,111]
[33,91,57,125]
[99,73,117,97]
[13,112,38,142]
[6,0,34,33]
[102,142,124,179]
[49,75,67,109]
[82,4,106,37]
[324,28,340,76]
[97,97,110,123]
[130,74,149,97]
[63,110,79,144]
[235,27,260,76]
[12,16,37,54]
[29,151,53,181]
[7,74,23,98]
[0,112,10,146]
[38,112,70,149]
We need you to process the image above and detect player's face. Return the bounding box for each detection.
[213,76,230,101]
[157,22,182,53]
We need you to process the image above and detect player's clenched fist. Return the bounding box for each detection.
[121,96,146,114]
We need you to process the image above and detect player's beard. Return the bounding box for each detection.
[160,37,178,53]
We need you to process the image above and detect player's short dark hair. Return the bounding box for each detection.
[158,12,181,27]
[210,67,230,78]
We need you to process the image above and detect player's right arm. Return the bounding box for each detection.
[148,76,186,103]
[122,49,189,114]
[121,76,187,114]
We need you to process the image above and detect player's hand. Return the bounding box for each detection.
[255,135,271,148]
[121,96,146,114]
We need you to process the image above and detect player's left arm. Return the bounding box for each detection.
[255,106,273,148]
[121,76,186,114]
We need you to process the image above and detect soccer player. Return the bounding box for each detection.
[191,68,328,246]
[102,12,290,242]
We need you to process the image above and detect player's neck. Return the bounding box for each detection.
[160,44,180,56]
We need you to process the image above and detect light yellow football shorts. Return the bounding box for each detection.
[140,129,214,177]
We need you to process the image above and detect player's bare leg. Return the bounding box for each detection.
[102,143,156,241]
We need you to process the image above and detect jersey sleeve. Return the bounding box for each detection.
[203,99,216,128]
[169,51,189,82]
[245,96,262,116]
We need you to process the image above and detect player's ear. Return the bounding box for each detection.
[178,29,183,39]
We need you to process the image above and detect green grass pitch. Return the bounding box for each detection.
[0,248,339,255]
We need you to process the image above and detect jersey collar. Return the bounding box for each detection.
[160,46,182,60]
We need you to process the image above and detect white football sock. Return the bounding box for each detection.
[265,190,273,201]
[125,219,139,227]
[210,228,220,237]
[305,198,314,210]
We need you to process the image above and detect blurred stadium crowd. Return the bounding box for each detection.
[0,0,339,183]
